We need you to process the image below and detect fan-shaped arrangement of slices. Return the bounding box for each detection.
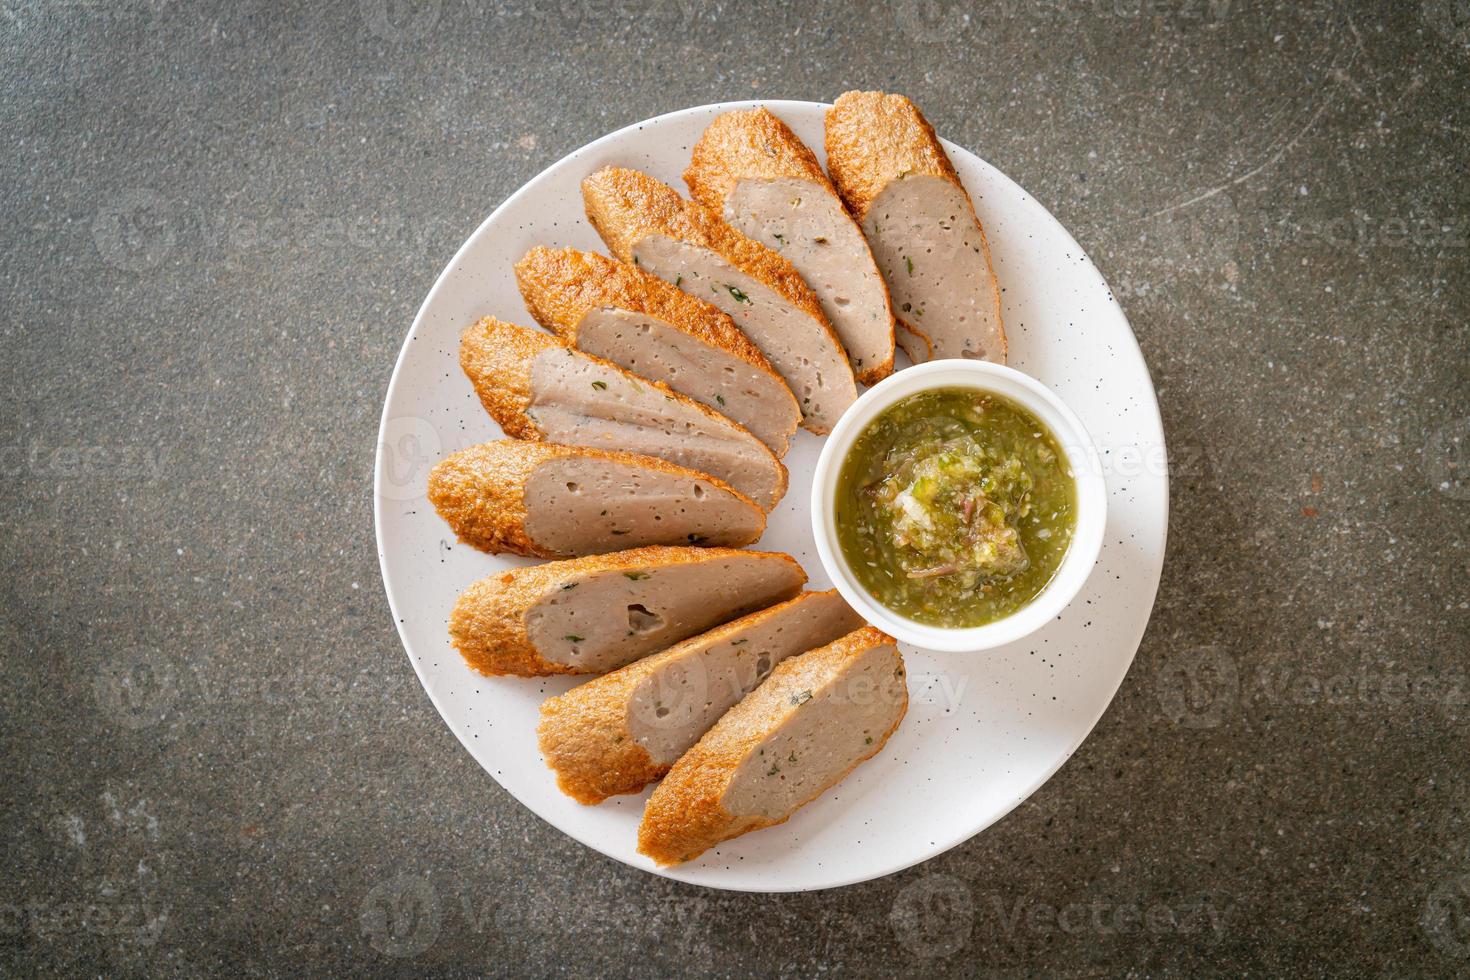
[426,91,1005,865]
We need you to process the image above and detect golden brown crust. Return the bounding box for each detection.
[513,246,782,383]
[855,353,896,388]
[858,364,893,389]
[580,166,839,346]
[825,91,1007,364]
[458,315,789,510]
[536,588,837,802]
[427,441,541,556]
[824,90,961,221]
[683,107,832,212]
[686,109,896,386]
[457,316,552,440]
[452,570,576,678]
[538,675,665,802]
[894,320,933,362]
[451,547,803,679]
[637,626,907,866]
[426,441,763,558]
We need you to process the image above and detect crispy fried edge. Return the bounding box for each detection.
[536,588,851,801]
[451,546,805,679]
[538,674,665,801]
[458,316,552,439]
[894,319,934,364]
[514,246,781,381]
[829,88,1011,362]
[514,246,800,452]
[636,626,907,866]
[580,166,846,358]
[460,314,788,511]
[825,91,1007,365]
[427,441,767,558]
[824,90,959,220]
[427,440,541,555]
[683,107,831,211]
[686,108,897,385]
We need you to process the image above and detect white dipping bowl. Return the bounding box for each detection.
[811,360,1107,653]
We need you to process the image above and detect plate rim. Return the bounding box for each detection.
[373,98,1170,892]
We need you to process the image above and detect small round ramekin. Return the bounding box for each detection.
[810,360,1107,653]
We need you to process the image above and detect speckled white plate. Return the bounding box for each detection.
[374,100,1167,892]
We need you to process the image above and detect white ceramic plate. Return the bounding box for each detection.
[374,100,1168,893]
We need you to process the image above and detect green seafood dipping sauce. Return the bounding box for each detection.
[834,387,1077,628]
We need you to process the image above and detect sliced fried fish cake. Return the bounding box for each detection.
[637,626,907,866]
[686,108,895,385]
[826,91,1006,364]
[449,547,806,677]
[537,589,862,800]
[514,247,800,455]
[428,441,765,558]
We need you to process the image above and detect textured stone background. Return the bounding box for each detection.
[3,0,1468,975]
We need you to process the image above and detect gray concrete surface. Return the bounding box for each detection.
[3,0,1468,975]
